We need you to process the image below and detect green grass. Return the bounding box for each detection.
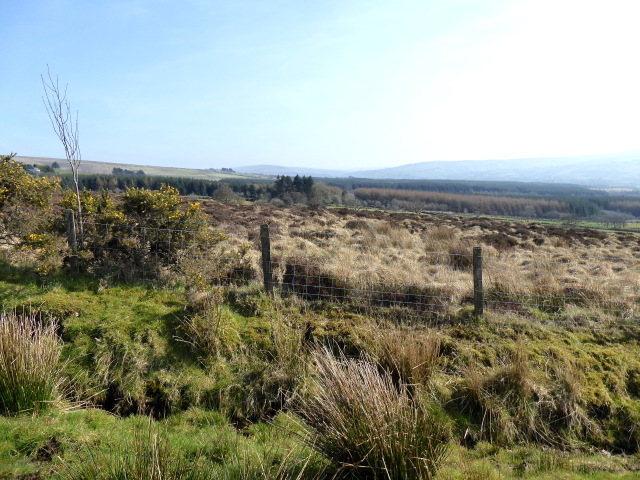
[1,255,640,478]
[0,409,328,479]
[1,409,637,479]
[438,444,640,479]
[0,261,309,422]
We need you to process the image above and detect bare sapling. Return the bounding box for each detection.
[41,65,84,248]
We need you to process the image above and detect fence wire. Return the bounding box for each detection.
[261,225,640,324]
[4,211,638,326]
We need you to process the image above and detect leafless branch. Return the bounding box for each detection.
[41,65,84,247]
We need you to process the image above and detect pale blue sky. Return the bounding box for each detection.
[2,0,640,170]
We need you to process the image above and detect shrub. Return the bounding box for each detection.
[0,155,61,270]
[0,312,62,415]
[68,186,228,280]
[0,154,59,230]
[296,348,450,479]
[122,184,182,219]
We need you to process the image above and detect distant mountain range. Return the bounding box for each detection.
[236,151,640,187]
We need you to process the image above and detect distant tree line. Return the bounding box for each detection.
[61,174,229,197]
[354,188,570,217]
[23,163,56,173]
[112,167,145,176]
[325,178,602,197]
[552,196,640,218]
[53,172,640,222]
[353,187,640,221]
[57,173,323,205]
[272,174,313,194]
[326,178,640,221]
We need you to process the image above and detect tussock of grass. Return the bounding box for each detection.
[0,312,62,415]
[179,287,240,360]
[366,328,441,393]
[450,340,610,449]
[296,348,450,479]
[227,320,309,424]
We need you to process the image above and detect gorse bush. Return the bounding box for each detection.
[0,155,61,273]
[296,348,450,479]
[60,185,228,279]
[0,312,62,415]
[0,154,59,225]
[122,184,183,219]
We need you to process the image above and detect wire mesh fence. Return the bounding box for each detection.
[263,223,640,324]
[5,209,640,325]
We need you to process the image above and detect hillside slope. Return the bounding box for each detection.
[14,156,265,181]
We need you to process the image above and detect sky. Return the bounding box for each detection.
[2,0,640,171]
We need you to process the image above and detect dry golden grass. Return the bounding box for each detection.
[296,347,450,479]
[0,312,63,414]
[365,328,441,390]
[197,202,640,321]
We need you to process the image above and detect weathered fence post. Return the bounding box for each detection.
[260,224,273,294]
[64,209,79,273]
[473,247,484,316]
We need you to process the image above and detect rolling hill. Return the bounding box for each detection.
[14,156,265,181]
[236,151,640,187]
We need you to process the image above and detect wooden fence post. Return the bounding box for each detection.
[473,247,484,316]
[64,209,79,273]
[260,224,273,294]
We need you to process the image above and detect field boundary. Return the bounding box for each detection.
[48,210,638,327]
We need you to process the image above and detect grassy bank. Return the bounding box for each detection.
[0,260,639,478]
[1,200,640,479]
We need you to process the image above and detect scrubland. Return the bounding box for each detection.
[2,200,640,479]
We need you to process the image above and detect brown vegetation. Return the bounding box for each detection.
[197,201,640,322]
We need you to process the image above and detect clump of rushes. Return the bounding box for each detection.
[367,328,441,395]
[296,348,450,479]
[0,312,62,415]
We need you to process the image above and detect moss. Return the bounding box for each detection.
[1,249,640,476]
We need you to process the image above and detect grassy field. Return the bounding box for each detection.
[1,202,640,479]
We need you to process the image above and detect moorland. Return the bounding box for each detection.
[1,154,640,479]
